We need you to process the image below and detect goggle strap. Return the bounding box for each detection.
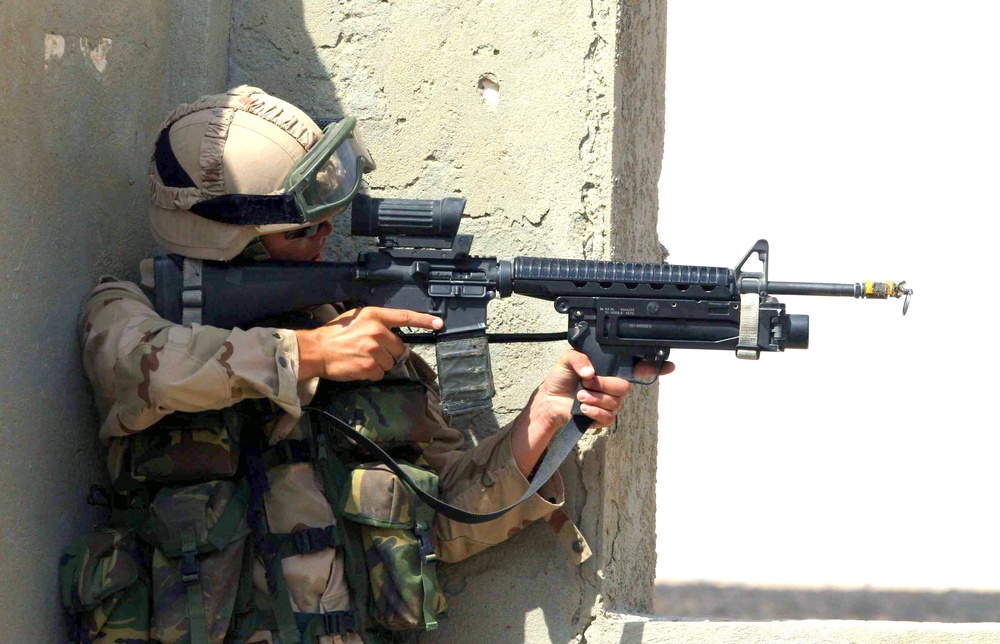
[154,128,197,189]
[189,193,304,226]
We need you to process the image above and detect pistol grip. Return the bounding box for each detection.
[570,393,594,434]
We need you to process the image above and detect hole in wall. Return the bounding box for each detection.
[478,76,499,110]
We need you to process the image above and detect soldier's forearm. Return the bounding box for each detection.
[509,388,563,478]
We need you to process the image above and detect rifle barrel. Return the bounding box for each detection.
[768,281,860,297]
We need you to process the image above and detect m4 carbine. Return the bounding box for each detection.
[155,194,911,410]
[153,195,911,523]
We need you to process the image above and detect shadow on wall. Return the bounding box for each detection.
[226,4,579,643]
[654,583,1000,623]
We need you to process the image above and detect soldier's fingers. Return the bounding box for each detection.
[373,325,406,358]
[578,403,616,429]
[363,307,444,331]
[577,388,624,413]
[633,360,675,381]
[371,343,396,373]
[558,349,596,379]
[582,375,631,398]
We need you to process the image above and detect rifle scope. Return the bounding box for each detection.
[352,195,466,241]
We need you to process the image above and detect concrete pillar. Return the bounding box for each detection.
[229,1,666,640]
[0,1,229,638]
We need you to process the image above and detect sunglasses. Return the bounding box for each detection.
[284,223,323,240]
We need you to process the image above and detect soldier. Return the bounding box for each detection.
[69,86,672,643]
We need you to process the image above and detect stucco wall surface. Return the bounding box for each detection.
[0,0,230,638]
[228,0,665,641]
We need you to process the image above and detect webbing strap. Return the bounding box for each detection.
[296,610,357,641]
[206,479,251,551]
[268,525,340,559]
[737,292,761,360]
[415,524,439,631]
[304,405,588,525]
[244,430,300,644]
[181,258,204,326]
[230,536,258,642]
[180,529,208,644]
[314,436,376,644]
[407,465,441,631]
[262,439,315,469]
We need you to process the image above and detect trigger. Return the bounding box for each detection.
[629,348,669,386]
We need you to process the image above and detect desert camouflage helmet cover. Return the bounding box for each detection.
[148,85,365,261]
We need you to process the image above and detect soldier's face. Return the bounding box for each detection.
[260,218,334,261]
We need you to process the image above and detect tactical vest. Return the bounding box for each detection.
[60,371,447,644]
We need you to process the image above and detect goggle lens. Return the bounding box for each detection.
[285,117,375,222]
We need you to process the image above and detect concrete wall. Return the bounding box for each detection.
[228,1,665,641]
[0,0,230,639]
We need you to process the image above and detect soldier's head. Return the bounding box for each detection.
[147,86,375,262]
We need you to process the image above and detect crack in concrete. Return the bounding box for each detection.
[584,35,605,61]
[608,497,622,576]
[578,609,599,644]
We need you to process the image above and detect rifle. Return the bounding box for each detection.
[153,195,911,523]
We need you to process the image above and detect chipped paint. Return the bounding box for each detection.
[79,37,113,73]
[43,34,65,70]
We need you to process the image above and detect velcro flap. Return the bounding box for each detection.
[343,381,433,451]
[144,479,250,556]
[340,464,437,529]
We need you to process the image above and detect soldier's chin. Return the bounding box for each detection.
[312,253,323,261]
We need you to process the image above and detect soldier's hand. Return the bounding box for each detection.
[538,349,675,430]
[294,307,443,382]
[510,349,675,475]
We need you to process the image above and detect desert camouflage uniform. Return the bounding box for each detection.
[79,274,591,643]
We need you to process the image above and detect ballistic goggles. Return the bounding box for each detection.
[173,116,376,227]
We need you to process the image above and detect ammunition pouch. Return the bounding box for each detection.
[116,409,244,491]
[59,525,152,644]
[141,479,252,643]
[340,464,446,631]
[310,378,448,639]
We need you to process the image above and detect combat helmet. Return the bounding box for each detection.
[148,85,375,261]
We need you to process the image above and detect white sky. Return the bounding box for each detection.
[655,1,1000,590]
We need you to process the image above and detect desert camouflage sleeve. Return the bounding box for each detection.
[79,277,301,442]
[408,360,591,565]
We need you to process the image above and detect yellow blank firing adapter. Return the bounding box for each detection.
[863,280,913,315]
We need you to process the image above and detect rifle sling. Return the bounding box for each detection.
[398,332,566,345]
[304,405,589,525]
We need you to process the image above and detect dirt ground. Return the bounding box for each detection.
[653,583,1000,622]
